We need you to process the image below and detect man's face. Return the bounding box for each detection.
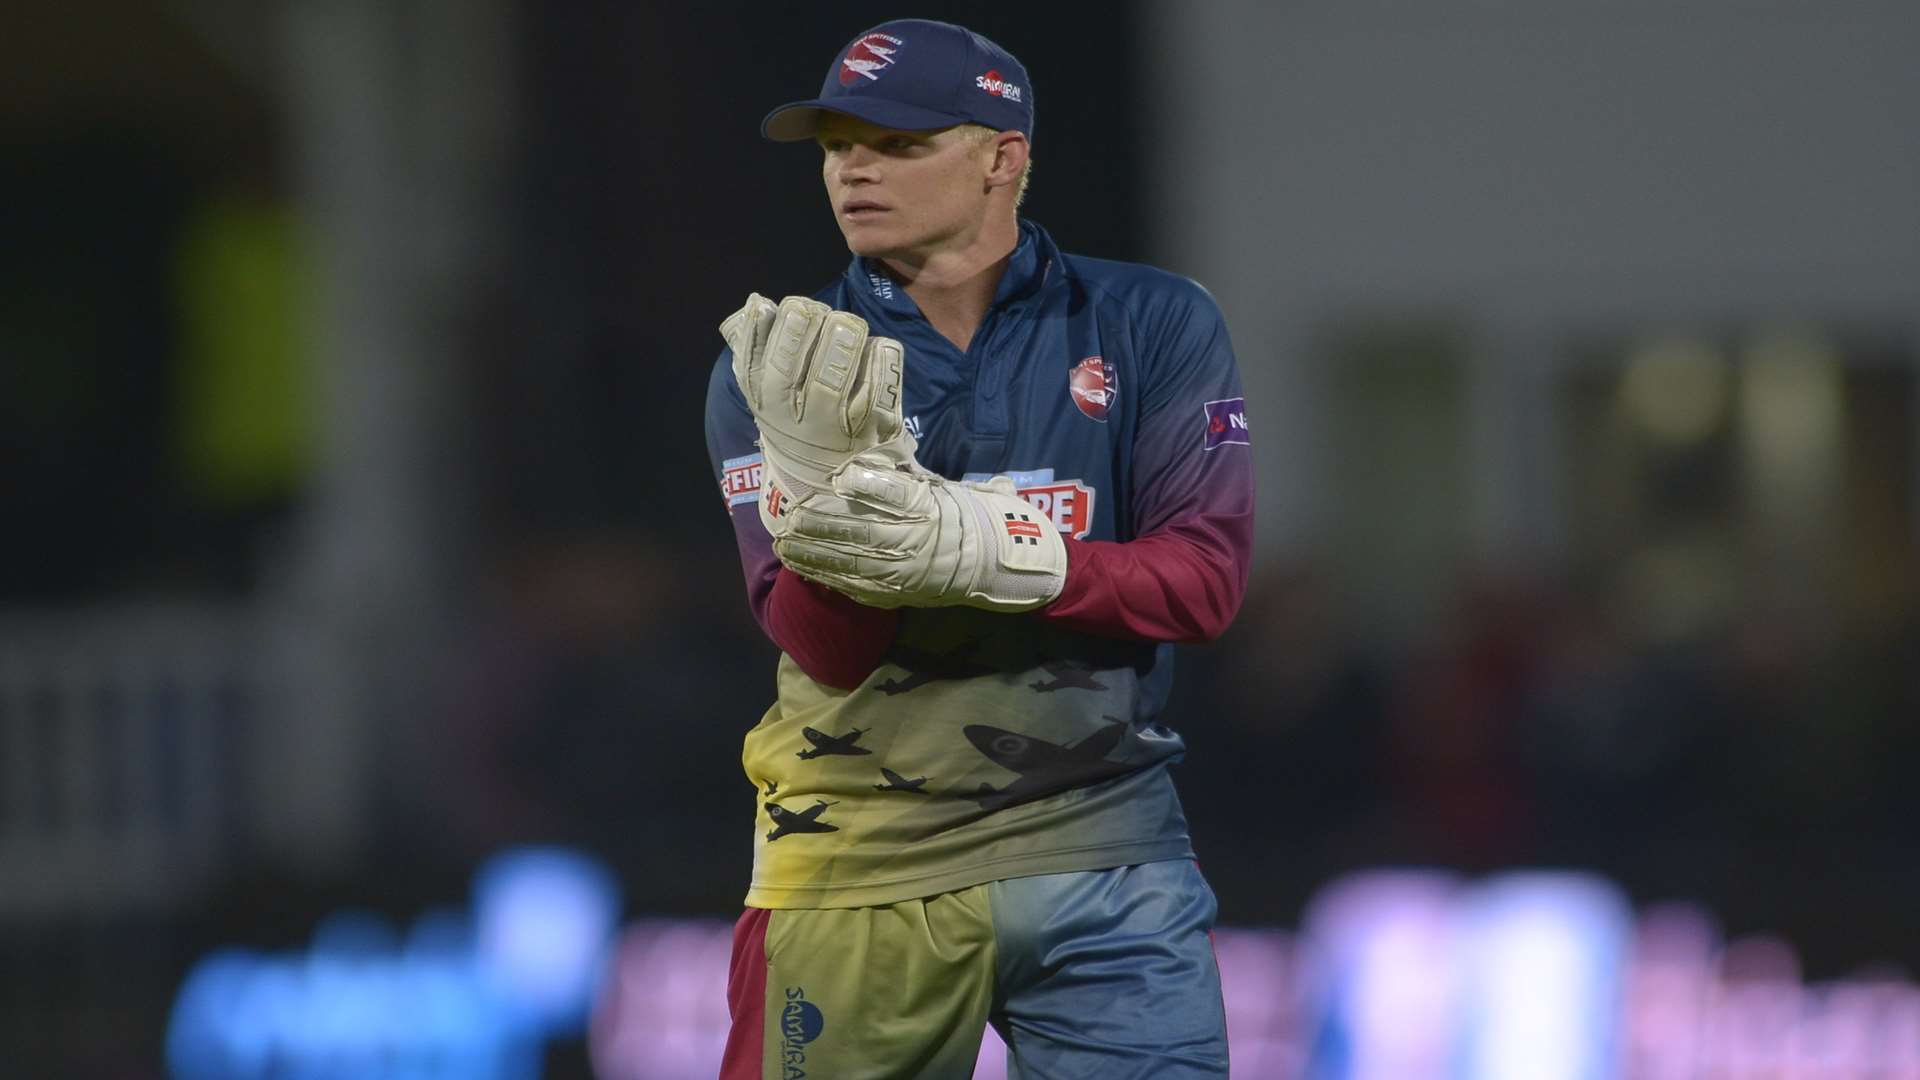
[816,114,993,261]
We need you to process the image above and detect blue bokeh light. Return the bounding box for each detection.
[167,846,622,1080]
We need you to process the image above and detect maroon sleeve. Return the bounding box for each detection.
[1039,498,1252,644]
[1034,276,1255,644]
[749,524,900,691]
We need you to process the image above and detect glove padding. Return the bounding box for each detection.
[721,294,922,541]
[772,454,1067,613]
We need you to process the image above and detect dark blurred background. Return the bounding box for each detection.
[3,1,1917,1076]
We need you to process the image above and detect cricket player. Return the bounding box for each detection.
[702,19,1254,1079]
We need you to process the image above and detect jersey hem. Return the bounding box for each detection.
[741,838,1196,910]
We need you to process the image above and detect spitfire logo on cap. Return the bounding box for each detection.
[840,32,902,85]
[761,19,1034,142]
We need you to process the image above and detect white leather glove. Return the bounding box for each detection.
[721,293,923,540]
[771,454,1068,613]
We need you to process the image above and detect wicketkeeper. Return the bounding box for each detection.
[703,18,1255,1078]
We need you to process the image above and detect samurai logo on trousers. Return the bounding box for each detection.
[781,987,825,1076]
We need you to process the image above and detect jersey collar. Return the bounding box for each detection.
[845,219,1058,319]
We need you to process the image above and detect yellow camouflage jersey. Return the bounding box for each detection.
[742,607,1193,909]
[705,221,1254,910]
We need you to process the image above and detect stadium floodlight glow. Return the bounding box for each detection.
[1456,872,1632,1080]
[1296,869,1466,1079]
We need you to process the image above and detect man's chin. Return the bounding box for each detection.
[838,223,912,260]
[842,235,900,260]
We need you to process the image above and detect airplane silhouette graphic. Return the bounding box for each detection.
[761,778,778,797]
[958,719,1134,811]
[873,767,930,794]
[875,640,997,695]
[1028,661,1110,693]
[796,726,873,759]
[765,799,839,842]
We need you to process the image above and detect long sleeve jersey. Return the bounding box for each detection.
[703,220,1254,909]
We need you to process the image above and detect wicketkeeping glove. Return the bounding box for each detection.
[771,454,1068,613]
[721,293,923,541]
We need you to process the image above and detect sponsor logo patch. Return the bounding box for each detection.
[1068,356,1116,422]
[963,467,1096,539]
[781,986,825,1076]
[867,271,895,300]
[841,32,902,85]
[1202,397,1250,450]
[721,453,764,506]
[1018,481,1094,538]
[974,69,1024,101]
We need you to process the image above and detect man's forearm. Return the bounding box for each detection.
[758,566,901,690]
[1036,510,1252,644]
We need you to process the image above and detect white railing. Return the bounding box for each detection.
[0,605,256,919]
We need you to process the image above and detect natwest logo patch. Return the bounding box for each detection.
[974,70,1023,101]
[1202,397,1250,451]
[720,453,764,506]
[1068,356,1116,422]
[841,32,903,85]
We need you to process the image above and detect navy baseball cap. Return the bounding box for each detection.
[761,19,1033,142]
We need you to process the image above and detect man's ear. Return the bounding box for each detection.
[986,131,1029,191]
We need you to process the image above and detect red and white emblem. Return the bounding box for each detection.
[840,32,903,85]
[720,453,764,507]
[1003,512,1046,544]
[974,70,1023,101]
[1068,356,1116,422]
[1017,480,1095,539]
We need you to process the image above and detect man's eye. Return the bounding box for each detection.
[885,138,915,151]
[821,140,850,153]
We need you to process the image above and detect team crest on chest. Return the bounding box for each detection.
[1068,356,1116,422]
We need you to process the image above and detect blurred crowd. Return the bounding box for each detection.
[1179,561,1920,976]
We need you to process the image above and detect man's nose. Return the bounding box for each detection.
[836,145,881,181]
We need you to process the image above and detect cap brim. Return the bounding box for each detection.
[760,98,971,142]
